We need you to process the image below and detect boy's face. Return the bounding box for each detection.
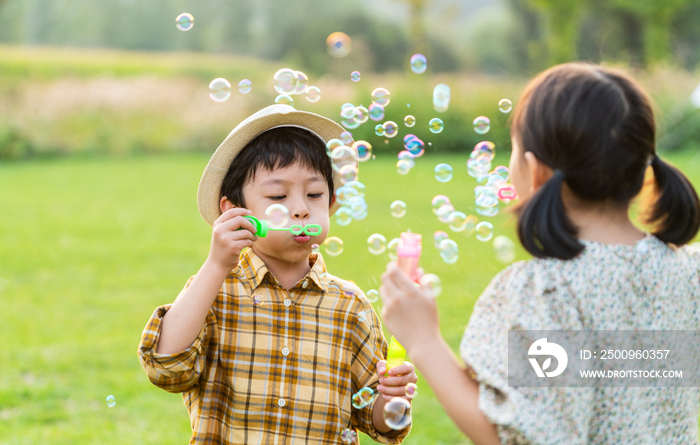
[235,161,331,264]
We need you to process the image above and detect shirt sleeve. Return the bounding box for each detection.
[137,276,218,394]
[459,261,595,445]
[349,290,410,443]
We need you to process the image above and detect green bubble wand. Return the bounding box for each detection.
[241,215,322,238]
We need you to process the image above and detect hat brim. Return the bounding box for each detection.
[197,104,347,226]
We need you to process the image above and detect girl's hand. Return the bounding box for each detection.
[207,207,258,272]
[375,360,418,401]
[379,261,441,357]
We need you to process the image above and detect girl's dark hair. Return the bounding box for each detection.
[512,63,700,260]
[219,126,334,208]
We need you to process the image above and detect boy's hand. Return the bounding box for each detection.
[207,207,258,271]
[375,360,418,401]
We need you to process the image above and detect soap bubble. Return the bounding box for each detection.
[209,78,231,102]
[405,382,418,398]
[275,94,294,106]
[238,79,252,94]
[366,289,379,303]
[351,387,376,409]
[404,115,416,127]
[464,215,479,234]
[293,71,309,95]
[433,230,449,248]
[305,86,321,103]
[345,180,365,197]
[369,103,385,122]
[326,32,352,58]
[428,118,444,134]
[410,53,427,74]
[498,98,513,113]
[358,311,366,323]
[351,71,361,82]
[273,68,298,94]
[448,211,468,232]
[473,141,496,161]
[494,165,510,181]
[252,294,264,306]
[324,237,344,256]
[341,103,356,120]
[340,131,354,146]
[383,397,412,430]
[404,135,425,157]
[494,235,516,264]
[353,141,372,162]
[371,88,391,107]
[326,138,343,156]
[106,395,116,408]
[419,274,442,298]
[352,106,368,124]
[396,159,412,175]
[434,163,453,183]
[311,243,320,252]
[433,84,451,113]
[473,116,491,135]
[338,165,359,184]
[390,200,407,218]
[331,146,359,172]
[375,124,385,137]
[335,207,354,226]
[438,239,459,264]
[383,121,399,138]
[475,222,494,242]
[387,238,400,260]
[175,13,194,31]
[436,203,456,223]
[367,233,387,255]
[265,204,290,228]
[340,428,357,444]
[431,195,451,214]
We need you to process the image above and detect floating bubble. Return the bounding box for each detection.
[494,165,510,181]
[238,79,252,94]
[494,235,516,264]
[311,243,320,252]
[404,134,425,157]
[431,195,451,214]
[369,103,385,122]
[326,138,344,156]
[475,222,494,242]
[404,115,416,127]
[434,163,453,183]
[473,116,491,135]
[265,204,290,228]
[252,294,264,306]
[351,387,376,409]
[341,119,360,130]
[371,88,391,107]
[340,131,354,146]
[387,238,400,260]
[340,103,356,120]
[106,395,116,408]
[428,118,444,134]
[473,141,496,161]
[305,86,321,103]
[498,98,513,113]
[326,32,352,58]
[438,239,459,264]
[419,274,442,298]
[340,428,357,444]
[390,200,407,218]
[338,164,359,184]
[405,382,418,398]
[367,233,387,255]
[467,157,491,179]
[410,53,427,74]
[396,159,412,175]
[448,211,468,232]
[323,237,344,256]
[351,71,361,82]
[433,84,451,113]
[331,146,359,172]
[345,180,365,197]
[335,207,354,226]
[464,215,479,234]
[293,71,309,95]
[209,78,231,102]
[374,124,385,137]
[383,121,399,138]
[366,289,379,303]
[436,203,456,223]
[275,94,294,107]
[273,68,298,94]
[358,311,366,323]
[383,397,412,430]
[353,141,372,162]
[176,13,194,31]
[433,231,449,248]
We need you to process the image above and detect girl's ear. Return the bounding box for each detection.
[220,197,236,214]
[524,151,554,193]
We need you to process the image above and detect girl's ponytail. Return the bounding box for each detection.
[648,155,700,246]
[517,170,584,260]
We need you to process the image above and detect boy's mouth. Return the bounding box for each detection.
[293,235,311,244]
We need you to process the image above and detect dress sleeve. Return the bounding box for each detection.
[349,290,410,444]
[137,276,218,394]
[459,261,594,445]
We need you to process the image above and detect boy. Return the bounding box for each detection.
[138,104,417,444]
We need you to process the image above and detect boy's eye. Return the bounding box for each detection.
[269,196,286,200]
[308,193,323,198]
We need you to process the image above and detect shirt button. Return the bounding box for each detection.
[302,280,309,289]
[284,299,292,307]
[277,398,286,407]
[282,347,290,356]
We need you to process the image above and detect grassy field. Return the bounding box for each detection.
[1,148,700,444]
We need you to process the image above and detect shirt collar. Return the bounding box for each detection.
[237,247,330,293]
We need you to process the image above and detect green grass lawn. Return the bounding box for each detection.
[1,149,700,444]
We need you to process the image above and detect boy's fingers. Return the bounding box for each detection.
[386,362,415,377]
[215,207,251,224]
[377,385,412,397]
[376,360,388,377]
[379,374,415,387]
[219,215,258,235]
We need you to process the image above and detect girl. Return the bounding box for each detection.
[379,63,700,445]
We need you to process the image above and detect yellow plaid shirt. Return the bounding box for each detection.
[138,247,410,444]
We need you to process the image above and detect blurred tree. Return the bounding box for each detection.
[528,0,587,65]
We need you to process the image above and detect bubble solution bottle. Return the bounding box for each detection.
[385,232,422,376]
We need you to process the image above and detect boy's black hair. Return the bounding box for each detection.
[219,126,334,208]
[512,63,700,260]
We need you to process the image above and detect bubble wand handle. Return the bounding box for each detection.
[385,335,406,376]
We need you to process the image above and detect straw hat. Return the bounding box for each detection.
[197,104,347,226]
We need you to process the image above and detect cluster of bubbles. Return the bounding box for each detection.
[394,134,425,175]
[273,68,321,104]
[351,387,376,409]
[340,101,387,130]
[208,78,252,102]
